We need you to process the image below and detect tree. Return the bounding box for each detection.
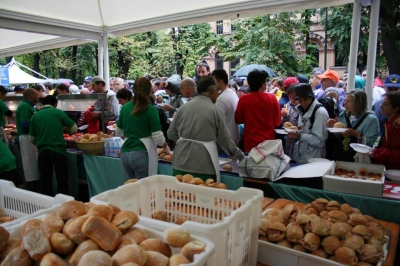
[216,13,318,77]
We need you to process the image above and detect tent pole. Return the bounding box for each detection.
[103,33,110,91]
[347,0,362,91]
[98,38,104,78]
[365,0,380,110]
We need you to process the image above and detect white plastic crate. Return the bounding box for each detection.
[0,180,73,229]
[7,213,215,266]
[91,175,263,266]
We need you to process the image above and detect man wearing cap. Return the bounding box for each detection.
[374,74,400,134]
[14,85,25,95]
[288,83,329,164]
[279,77,299,108]
[90,76,120,126]
[84,76,93,92]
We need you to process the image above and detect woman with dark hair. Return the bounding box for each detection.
[116,88,132,105]
[116,77,170,180]
[235,70,281,153]
[168,76,244,182]
[327,89,379,161]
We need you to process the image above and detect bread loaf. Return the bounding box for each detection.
[81,216,122,251]
[63,215,89,245]
[112,210,139,232]
[180,241,206,262]
[77,250,112,266]
[22,227,52,261]
[0,226,10,252]
[40,212,64,237]
[169,254,190,266]
[69,239,100,266]
[143,251,168,266]
[121,227,147,245]
[87,205,113,221]
[163,228,190,248]
[50,232,75,256]
[0,247,32,266]
[40,252,69,266]
[112,244,147,266]
[140,238,172,258]
[58,201,87,220]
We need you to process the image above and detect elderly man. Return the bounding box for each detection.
[180,78,197,100]
[113,77,125,93]
[289,84,329,164]
[309,68,325,100]
[90,76,120,125]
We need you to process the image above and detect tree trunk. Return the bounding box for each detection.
[117,51,132,79]
[33,53,40,78]
[71,46,77,82]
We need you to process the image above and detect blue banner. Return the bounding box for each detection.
[0,67,10,86]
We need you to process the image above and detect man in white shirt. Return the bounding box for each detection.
[212,69,239,142]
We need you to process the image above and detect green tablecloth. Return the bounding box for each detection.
[268,182,400,224]
[83,155,244,197]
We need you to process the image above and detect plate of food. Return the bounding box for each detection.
[274,129,288,135]
[282,122,299,133]
[107,125,117,131]
[328,122,347,133]
[350,143,372,154]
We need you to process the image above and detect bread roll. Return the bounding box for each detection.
[108,204,122,216]
[169,254,190,266]
[334,122,346,128]
[0,247,32,266]
[0,226,10,252]
[69,239,100,266]
[180,241,206,262]
[175,175,183,182]
[112,244,147,266]
[182,174,194,183]
[81,216,122,251]
[20,219,41,237]
[112,210,139,232]
[174,217,189,225]
[124,179,139,185]
[87,205,113,221]
[85,202,97,209]
[0,238,22,261]
[58,201,87,220]
[77,250,112,266]
[40,212,64,237]
[22,227,52,261]
[163,228,190,248]
[283,122,292,128]
[114,239,137,252]
[144,251,168,266]
[140,238,172,258]
[189,178,204,185]
[222,164,233,172]
[40,252,69,266]
[152,211,169,222]
[0,217,14,224]
[63,215,89,245]
[50,232,75,256]
[120,264,140,266]
[121,227,147,245]
[290,126,298,130]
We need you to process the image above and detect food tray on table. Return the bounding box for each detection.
[91,175,263,266]
[0,180,73,230]
[6,212,215,266]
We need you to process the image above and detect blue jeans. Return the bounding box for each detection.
[121,150,149,180]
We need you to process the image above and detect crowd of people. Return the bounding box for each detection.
[1,60,400,194]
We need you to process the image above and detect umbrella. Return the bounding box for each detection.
[232,64,276,77]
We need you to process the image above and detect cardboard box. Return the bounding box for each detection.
[323,161,385,198]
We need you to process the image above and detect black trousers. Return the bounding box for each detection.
[38,149,69,196]
[0,169,18,184]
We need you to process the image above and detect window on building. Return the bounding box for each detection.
[334,45,346,66]
[230,57,240,76]
[231,19,237,32]
[310,43,319,65]
[215,54,224,69]
[216,20,223,35]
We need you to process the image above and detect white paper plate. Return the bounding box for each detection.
[350,143,372,153]
[78,125,88,130]
[284,127,299,133]
[107,125,116,131]
[328,127,348,133]
[158,103,166,107]
[275,129,288,135]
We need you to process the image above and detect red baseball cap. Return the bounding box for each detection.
[283,77,299,88]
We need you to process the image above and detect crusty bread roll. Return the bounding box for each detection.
[0,238,22,261]
[85,202,97,209]
[77,250,112,266]
[20,219,41,237]
[112,210,139,232]
[169,254,190,266]
[163,228,190,248]
[69,239,100,266]
[333,122,346,128]
[63,215,90,245]
[152,211,169,222]
[182,174,194,183]
[121,227,147,245]
[144,251,168,266]
[205,179,214,186]
[58,201,87,220]
[108,204,122,216]
[283,122,292,128]
[87,205,113,221]
[189,178,204,185]
[290,126,298,130]
[40,252,69,266]
[120,264,140,266]
[180,241,206,262]
[81,216,122,251]
[140,238,172,258]
[50,232,75,256]
[40,212,64,237]
[163,155,172,161]
[222,164,233,172]
[112,244,147,266]
[114,239,137,252]
[0,217,14,224]
[175,175,183,182]
[0,226,10,252]
[22,227,52,261]
[124,179,138,185]
[174,217,189,225]
[0,247,32,266]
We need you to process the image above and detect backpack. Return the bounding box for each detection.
[309,97,337,130]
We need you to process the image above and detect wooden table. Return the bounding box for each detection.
[257,198,399,266]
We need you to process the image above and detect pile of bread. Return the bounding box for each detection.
[157,148,173,161]
[77,131,113,143]
[0,200,207,266]
[175,174,227,189]
[283,122,298,131]
[259,198,387,265]
[334,167,383,181]
[0,209,13,224]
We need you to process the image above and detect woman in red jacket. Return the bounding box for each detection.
[369,91,400,169]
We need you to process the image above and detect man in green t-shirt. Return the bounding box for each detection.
[0,140,17,183]
[30,95,77,196]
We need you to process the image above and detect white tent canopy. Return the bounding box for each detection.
[4,58,46,85]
